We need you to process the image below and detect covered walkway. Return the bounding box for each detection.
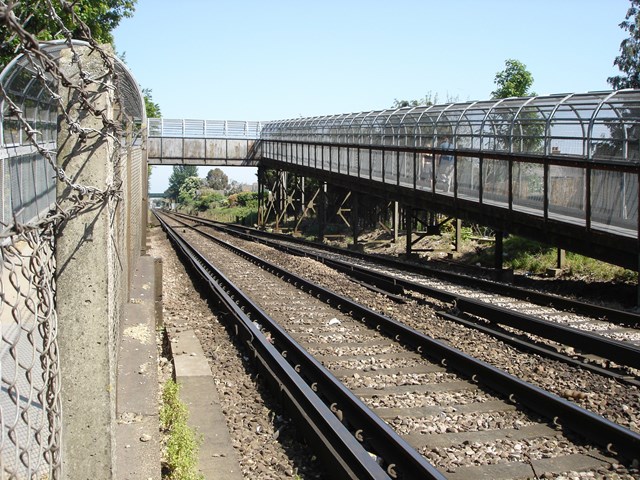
[258,91,640,270]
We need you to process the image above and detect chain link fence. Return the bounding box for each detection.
[0,1,146,477]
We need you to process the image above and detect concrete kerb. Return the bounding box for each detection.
[116,241,243,479]
[167,328,244,480]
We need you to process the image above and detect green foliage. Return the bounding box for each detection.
[193,190,226,211]
[491,59,535,99]
[178,176,202,204]
[391,91,458,108]
[469,235,636,283]
[206,168,228,190]
[143,88,161,118]
[228,191,259,208]
[166,166,198,200]
[609,0,640,89]
[0,0,137,66]
[392,99,423,108]
[224,180,244,196]
[160,380,204,480]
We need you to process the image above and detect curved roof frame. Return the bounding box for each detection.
[398,106,420,147]
[1,39,145,148]
[544,93,576,156]
[453,101,479,149]
[509,96,539,153]
[478,98,510,152]
[381,107,404,145]
[260,90,640,163]
[587,89,627,160]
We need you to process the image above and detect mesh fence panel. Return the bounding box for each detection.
[0,226,60,479]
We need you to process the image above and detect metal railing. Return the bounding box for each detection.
[148,118,262,139]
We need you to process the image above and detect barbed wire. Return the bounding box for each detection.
[0,0,127,236]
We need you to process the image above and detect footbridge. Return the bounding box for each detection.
[147,119,261,165]
[148,90,640,271]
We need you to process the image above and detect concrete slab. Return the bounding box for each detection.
[172,330,212,377]
[171,328,243,480]
[115,255,161,480]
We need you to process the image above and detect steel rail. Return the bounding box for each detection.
[263,237,640,382]
[215,218,640,328]
[435,311,640,388]
[164,212,640,463]
[156,212,446,480]
[170,212,640,372]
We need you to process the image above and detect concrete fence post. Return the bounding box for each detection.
[55,45,118,478]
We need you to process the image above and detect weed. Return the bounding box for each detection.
[160,380,204,480]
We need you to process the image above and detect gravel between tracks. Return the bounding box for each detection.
[153,216,640,478]
[177,224,639,479]
[196,226,640,437]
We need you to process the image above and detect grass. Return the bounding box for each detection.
[160,380,204,480]
[468,235,637,283]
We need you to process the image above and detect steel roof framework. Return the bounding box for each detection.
[261,90,640,164]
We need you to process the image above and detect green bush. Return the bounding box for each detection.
[469,235,636,283]
[193,191,226,211]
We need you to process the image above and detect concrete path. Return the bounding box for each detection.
[170,329,244,480]
[115,255,161,479]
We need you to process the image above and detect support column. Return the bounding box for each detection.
[405,208,412,257]
[56,46,117,478]
[557,248,566,269]
[494,230,504,270]
[393,201,399,243]
[351,191,359,247]
[141,122,149,253]
[257,166,265,228]
[454,218,462,253]
[318,182,327,241]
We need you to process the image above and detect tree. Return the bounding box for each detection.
[0,1,137,66]
[392,99,422,108]
[165,165,198,200]
[178,176,202,204]
[206,168,229,190]
[391,92,458,109]
[143,88,161,118]
[608,0,640,89]
[225,180,243,196]
[491,59,535,99]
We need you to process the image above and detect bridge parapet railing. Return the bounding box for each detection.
[148,118,262,139]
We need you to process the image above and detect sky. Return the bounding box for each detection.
[113,0,631,192]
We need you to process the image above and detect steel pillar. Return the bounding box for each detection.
[495,230,504,270]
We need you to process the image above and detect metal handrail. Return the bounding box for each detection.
[147,118,262,139]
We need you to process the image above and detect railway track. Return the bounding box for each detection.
[156,210,640,479]
[167,211,640,385]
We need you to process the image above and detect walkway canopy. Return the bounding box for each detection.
[262,91,640,165]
